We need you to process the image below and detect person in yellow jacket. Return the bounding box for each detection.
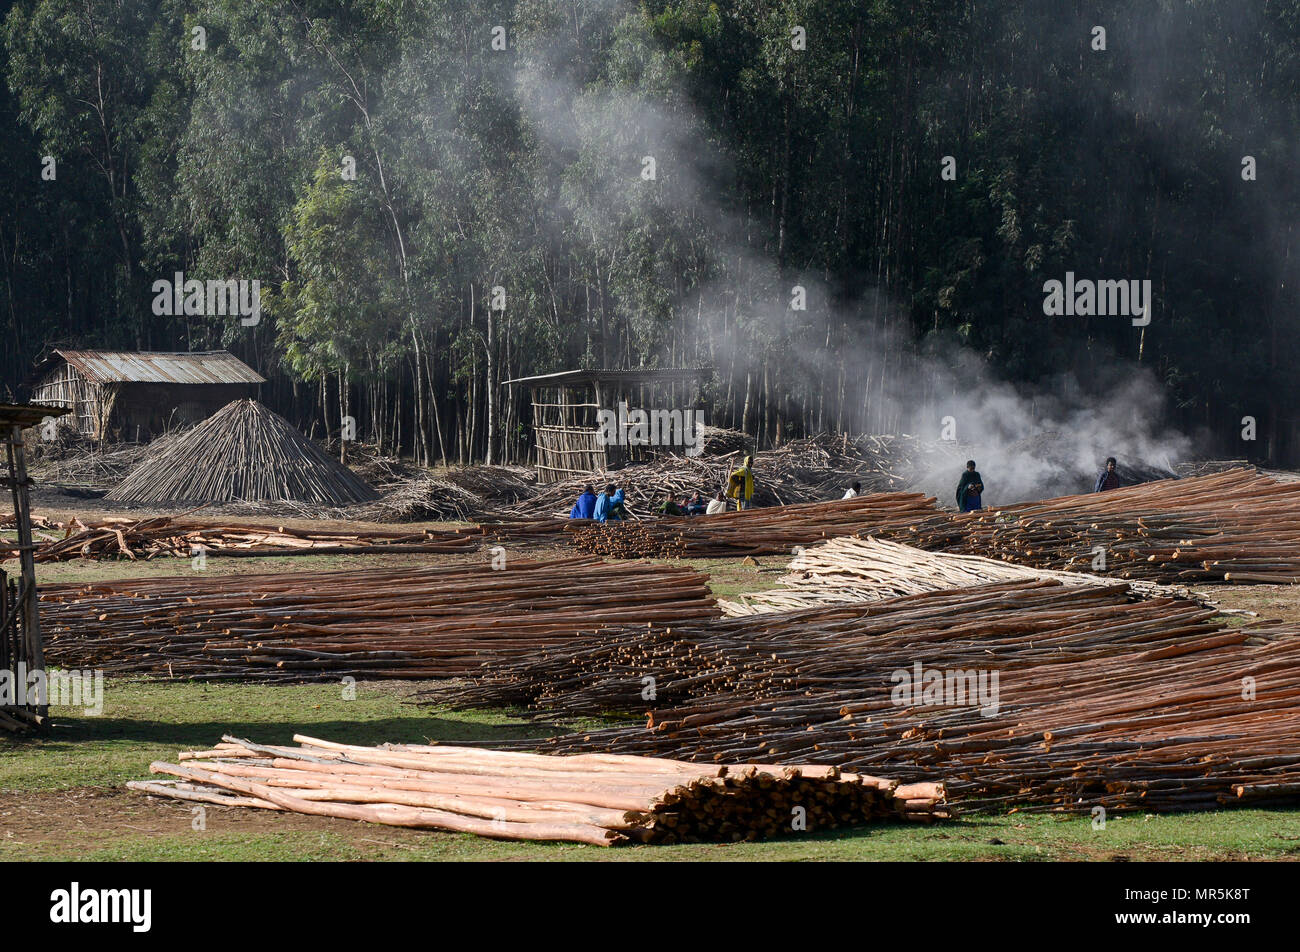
[726,455,755,511]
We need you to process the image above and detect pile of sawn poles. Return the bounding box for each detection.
[570,491,940,558]
[39,557,720,681]
[718,537,1206,615]
[893,467,1300,584]
[423,579,1300,814]
[130,735,945,845]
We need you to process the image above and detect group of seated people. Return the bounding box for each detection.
[569,484,729,522]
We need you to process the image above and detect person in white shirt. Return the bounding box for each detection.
[705,490,728,515]
[842,481,861,499]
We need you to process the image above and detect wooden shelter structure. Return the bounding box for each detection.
[0,402,68,730]
[503,368,710,483]
[26,349,264,441]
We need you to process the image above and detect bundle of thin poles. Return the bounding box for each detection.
[40,557,720,681]
[2,514,480,562]
[897,467,1300,583]
[570,492,940,558]
[718,537,1207,615]
[130,734,946,845]
[424,580,1300,813]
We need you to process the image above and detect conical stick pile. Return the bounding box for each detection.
[129,734,946,845]
[40,557,720,681]
[107,398,378,505]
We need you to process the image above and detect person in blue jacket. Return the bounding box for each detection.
[593,484,626,523]
[569,484,597,519]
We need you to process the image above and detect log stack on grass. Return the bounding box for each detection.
[423,579,1300,814]
[129,734,946,845]
[1,513,480,562]
[106,398,378,505]
[40,556,720,681]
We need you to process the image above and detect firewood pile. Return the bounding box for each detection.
[358,466,537,522]
[424,579,1300,814]
[718,537,1207,615]
[26,436,171,491]
[1,514,480,562]
[895,467,1300,583]
[129,734,945,845]
[107,398,378,505]
[569,492,939,558]
[40,557,720,680]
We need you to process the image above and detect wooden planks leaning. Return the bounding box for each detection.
[39,557,720,681]
[129,735,946,845]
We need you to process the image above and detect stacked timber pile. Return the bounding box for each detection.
[425,580,1300,814]
[130,734,945,844]
[718,537,1206,615]
[1,514,479,562]
[40,557,719,680]
[896,467,1300,583]
[107,399,378,505]
[424,580,1213,717]
[570,492,939,558]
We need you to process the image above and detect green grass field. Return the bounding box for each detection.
[4,678,1299,861]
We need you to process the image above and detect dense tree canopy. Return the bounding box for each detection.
[2,0,1296,462]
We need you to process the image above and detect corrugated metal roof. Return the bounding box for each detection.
[54,350,265,385]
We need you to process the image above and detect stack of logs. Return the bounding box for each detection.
[1,514,481,562]
[40,557,720,680]
[130,735,945,845]
[570,492,940,558]
[893,467,1300,584]
[424,579,1300,814]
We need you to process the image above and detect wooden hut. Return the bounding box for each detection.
[0,402,68,730]
[26,349,264,441]
[503,368,709,483]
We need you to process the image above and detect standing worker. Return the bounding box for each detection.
[726,455,756,511]
[1095,456,1122,492]
[956,460,985,512]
